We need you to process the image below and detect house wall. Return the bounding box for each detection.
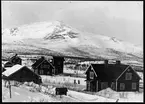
[53,57,64,74]
[11,57,22,65]
[36,60,53,75]
[117,81,139,92]
[4,62,13,67]
[86,66,99,92]
[117,67,140,91]
[8,67,41,84]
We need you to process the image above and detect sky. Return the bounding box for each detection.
[2,1,143,46]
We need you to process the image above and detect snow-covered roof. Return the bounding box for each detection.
[2,61,9,64]
[5,67,12,70]
[2,64,25,77]
[2,64,4,68]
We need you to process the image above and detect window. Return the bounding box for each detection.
[87,82,90,91]
[74,80,76,84]
[132,83,137,90]
[47,71,50,75]
[125,73,132,80]
[78,80,80,84]
[35,69,38,74]
[90,72,94,79]
[41,64,50,68]
[101,82,108,89]
[111,82,115,90]
[40,70,44,74]
[120,83,125,90]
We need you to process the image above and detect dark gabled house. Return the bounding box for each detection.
[85,60,141,92]
[10,54,22,65]
[52,56,65,75]
[32,56,55,75]
[4,54,22,68]
[2,64,42,84]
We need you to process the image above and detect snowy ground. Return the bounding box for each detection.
[41,75,86,85]
[2,80,143,102]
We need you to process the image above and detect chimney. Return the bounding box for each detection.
[104,60,108,67]
[41,56,45,59]
[116,60,121,65]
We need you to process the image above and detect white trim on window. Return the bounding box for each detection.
[125,73,132,80]
[132,83,137,90]
[90,71,94,79]
[120,83,125,90]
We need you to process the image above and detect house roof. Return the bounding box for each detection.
[53,56,65,61]
[4,61,13,67]
[10,55,22,61]
[86,64,141,80]
[2,64,24,77]
[2,64,4,68]
[2,64,40,78]
[32,57,54,69]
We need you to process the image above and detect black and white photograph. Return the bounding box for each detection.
[2,1,143,102]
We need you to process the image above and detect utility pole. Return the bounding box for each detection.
[8,80,12,98]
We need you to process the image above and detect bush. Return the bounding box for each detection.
[41,86,47,93]
[119,92,128,98]
[24,82,29,86]
[35,85,41,92]
[29,87,36,92]
[29,82,34,87]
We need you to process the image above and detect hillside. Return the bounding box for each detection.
[2,21,143,65]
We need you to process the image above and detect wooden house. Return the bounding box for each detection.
[85,60,141,92]
[4,54,22,68]
[10,54,22,65]
[2,64,42,84]
[52,56,65,75]
[32,56,55,75]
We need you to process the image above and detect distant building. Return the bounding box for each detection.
[10,54,22,65]
[2,64,42,84]
[32,56,55,75]
[52,56,65,75]
[4,54,22,68]
[32,56,65,75]
[85,60,141,92]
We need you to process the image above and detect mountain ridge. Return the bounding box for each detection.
[2,21,143,64]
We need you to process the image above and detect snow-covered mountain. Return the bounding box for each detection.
[2,21,143,63]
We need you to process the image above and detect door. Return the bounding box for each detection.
[96,81,98,92]
[87,82,91,91]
